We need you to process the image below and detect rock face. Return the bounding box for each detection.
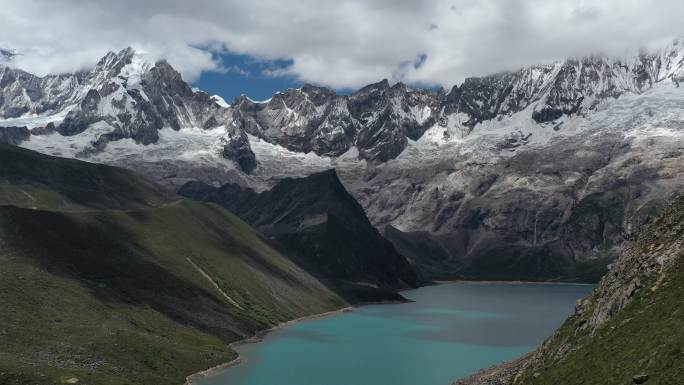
[178,169,420,302]
[368,117,684,281]
[228,79,441,162]
[453,194,684,385]
[3,39,684,281]
[221,129,257,173]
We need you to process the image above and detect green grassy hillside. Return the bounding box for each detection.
[0,144,345,385]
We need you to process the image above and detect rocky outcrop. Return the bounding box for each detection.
[453,356,531,385]
[579,201,683,330]
[221,129,257,173]
[30,122,55,136]
[0,126,29,145]
[179,169,420,302]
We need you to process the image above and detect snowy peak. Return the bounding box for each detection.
[210,94,230,108]
[0,64,83,119]
[93,47,137,78]
[55,48,234,151]
[531,46,684,123]
[228,76,441,161]
[229,38,684,163]
[435,39,684,135]
[444,65,558,128]
[353,78,391,95]
[647,36,684,81]
[2,38,684,176]
[300,83,337,105]
[0,48,259,172]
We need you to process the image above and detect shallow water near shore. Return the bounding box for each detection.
[196,282,593,385]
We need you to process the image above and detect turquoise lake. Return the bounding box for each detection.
[198,282,593,385]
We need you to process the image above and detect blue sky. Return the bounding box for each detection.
[192,50,429,102]
[192,51,304,102]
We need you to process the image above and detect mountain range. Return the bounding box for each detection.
[3,38,682,282]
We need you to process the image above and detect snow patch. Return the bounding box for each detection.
[211,95,230,108]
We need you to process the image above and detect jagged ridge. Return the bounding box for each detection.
[2,39,683,173]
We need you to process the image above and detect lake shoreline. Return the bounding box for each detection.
[185,305,356,384]
[185,290,415,385]
[185,282,591,385]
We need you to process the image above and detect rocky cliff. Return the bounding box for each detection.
[453,193,684,385]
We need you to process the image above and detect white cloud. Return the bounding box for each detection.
[0,0,682,88]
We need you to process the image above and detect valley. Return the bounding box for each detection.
[0,31,683,385]
[3,40,683,284]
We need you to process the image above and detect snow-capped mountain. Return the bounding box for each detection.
[1,39,683,280]
[227,79,441,162]
[2,41,683,172]
[0,47,254,169]
[225,38,684,164]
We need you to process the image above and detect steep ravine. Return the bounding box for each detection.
[453,194,684,385]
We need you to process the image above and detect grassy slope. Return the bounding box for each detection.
[517,196,684,385]
[526,261,684,384]
[0,144,345,385]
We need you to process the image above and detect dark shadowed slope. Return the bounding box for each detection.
[179,169,420,303]
[0,142,174,210]
[0,144,345,385]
